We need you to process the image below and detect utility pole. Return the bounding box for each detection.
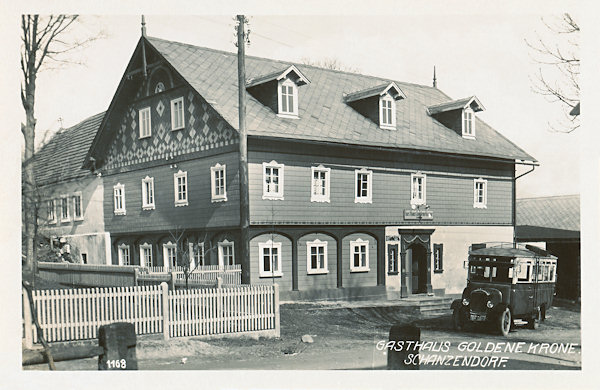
[237,15,250,284]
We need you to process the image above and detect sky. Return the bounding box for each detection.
[16,12,583,199]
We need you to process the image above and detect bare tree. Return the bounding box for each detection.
[526,13,580,132]
[301,57,361,73]
[168,228,218,289]
[21,15,102,281]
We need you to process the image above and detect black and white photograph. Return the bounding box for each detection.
[3,0,599,388]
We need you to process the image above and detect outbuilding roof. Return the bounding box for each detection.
[143,37,535,162]
[515,194,580,241]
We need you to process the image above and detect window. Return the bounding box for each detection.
[171,97,185,130]
[433,244,443,273]
[140,243,153,267]
[462,107,475,138]
[211,163,227,202]
[47,199,56,224]
[278,79,298,117]
[258,240,282,277]
[81,253,87,264]
[113,183,126,215]
[118,244,130,266]
[173,170,188,206]
[139,107,151,138]
[379,94,396,129]
[262,161,284,200]
[411,173,426,205]
[72,192,83,221]
[163,242,177,270]
[142,176,155,210]
[306,239,328,274]
[473,178,487,208]
[311,165,330,203]
[154,82,165,94]
[355,168,373,203]
[388,244,398,274]
[189,242,204,269]
[60,195,70,222]
[350,238,370,272]
[218,240,235,267]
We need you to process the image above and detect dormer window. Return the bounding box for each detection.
[462,107,475,138]
[278,79,298,118]
[344,82,405,130]
[379,94,396,130]
[427,96,484,139]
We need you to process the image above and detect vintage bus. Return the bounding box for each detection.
[451,243,557,336]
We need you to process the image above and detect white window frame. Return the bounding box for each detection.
[173,170,188,207]
[410,173,426,206]
[462,107,476,139]
[310,165,331,203]
[163,241,177,270]
[113,183,126,215]
[170,96,185,130]
[277,79,299,118]
[72,191,83,221]
[258,240,283,278]
[379,94,396,130]
[60,195,70,222]
[141,176,155,210]
[118,244,131,266]
[218,240,235,268]
[139,243,153,267]
[354,168,373,204]
[262,161,285,200]
[350,238,370,272]
[139,106,152,139]
[473,178,488,209]
[47,199,57,224]
[210,163,228,202]
[306,239,328,275]
[188,241,205,269]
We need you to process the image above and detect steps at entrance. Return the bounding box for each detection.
[400,296,453,317]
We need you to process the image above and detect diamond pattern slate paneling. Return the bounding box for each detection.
[104,83,238,170]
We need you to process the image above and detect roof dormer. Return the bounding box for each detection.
[344,82,406,130]
[246,65,310,119]
[427,96,484,139]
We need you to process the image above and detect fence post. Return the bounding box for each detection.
[216,276,223,288]
[170,271,176,291]
[22,288,33,349]
[273,284,280,338]
[133,268,139,286]
[161,282,170,340]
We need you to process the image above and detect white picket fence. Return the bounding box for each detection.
[25,283,279,344]
[142,264,242,286]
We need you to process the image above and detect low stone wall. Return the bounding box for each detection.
[37,262,138,288]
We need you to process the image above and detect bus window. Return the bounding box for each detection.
[549,265,556,282]
[517,263,530,282]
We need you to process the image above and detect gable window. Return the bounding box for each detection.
[189,242,204,269]
[118,244,130,266]
[307,239,328,274]
[462,107,475,138]
[262,161,284,200]
[163,242,177,270]
[311,165,331,203]
[60,195,70,222]
[154,82,165,94]
[142,176,155,210]
[473,178,487,208]
[171,97,185,130]
[379,94,396,129]
[140,243,153,267]
[278,79,298,118]
[218,240,235,268]
[173,170,188,206]
[113,183,126,215]
[211,163,227,202]
[258,240,282,277]
[411,173,426,205]
[355,168,373,204]
[350,238,370,272]
[139,107,151,138]
[47,199,56,224]
[81,253,87,264]
[433,244,443,273]
[73,192,83,221]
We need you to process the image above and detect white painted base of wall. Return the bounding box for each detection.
[58,232,112,265]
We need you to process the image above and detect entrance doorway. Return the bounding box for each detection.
[409,244,428,294]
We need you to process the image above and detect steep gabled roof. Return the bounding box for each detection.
[34,112,104,186]
[344,81,406,103]
[427,96,485,115]
[246,64,310,88]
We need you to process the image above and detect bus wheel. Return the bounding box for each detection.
[498,307,511,336]
[452,308,465,331]
[527,307,541,329]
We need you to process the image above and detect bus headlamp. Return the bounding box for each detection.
[462,298,470,306]
[486,301,494,309]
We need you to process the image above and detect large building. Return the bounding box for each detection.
[65,33,537,300]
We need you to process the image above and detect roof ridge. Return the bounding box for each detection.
[517,194,580,201]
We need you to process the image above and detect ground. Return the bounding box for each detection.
[24,298,581,370]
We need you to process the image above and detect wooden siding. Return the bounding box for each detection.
[248,150,513,225]
[104,152,240,234]
[297,233,337,290]
[342,233,378,288]
[250,233,293,291]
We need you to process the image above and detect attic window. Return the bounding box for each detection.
[462,107,475,138]
[278,79,298,118]
[154,82,165,94]
[380,94,396,129]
